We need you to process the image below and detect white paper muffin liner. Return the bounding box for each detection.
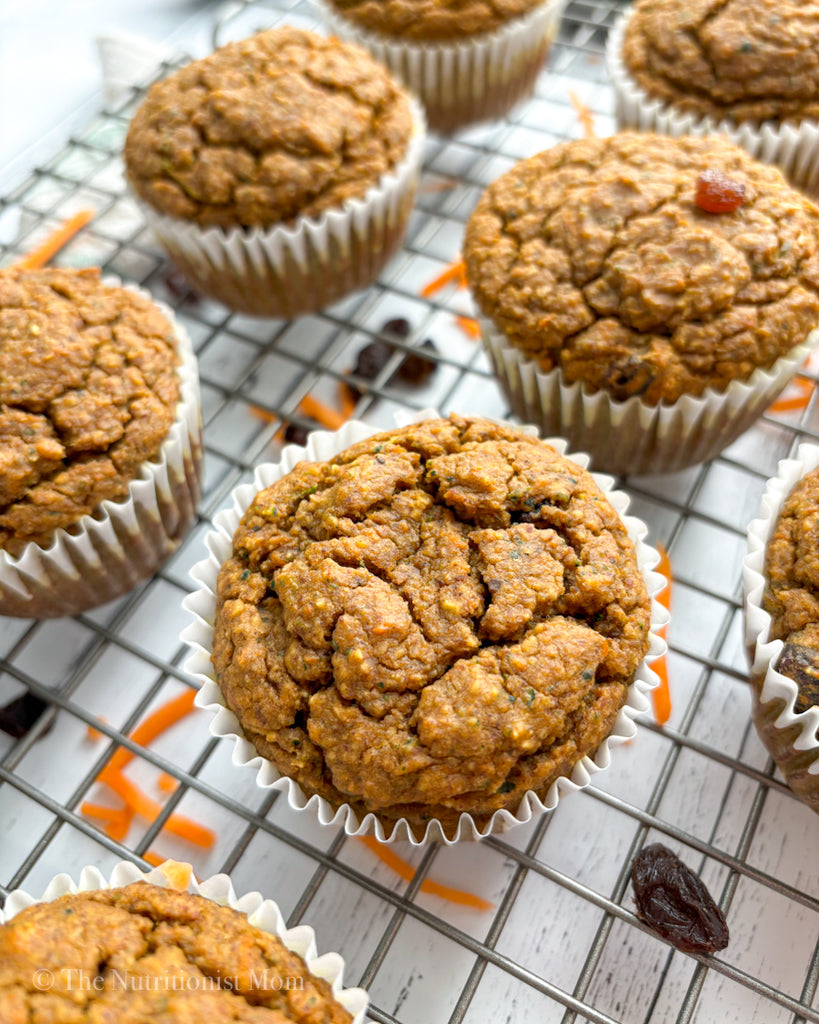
[481,317,819,477]
[743,443,819,811]
[606,12,819,196]
[0,279,203,619]
[0,860,368,1023]
[139,100,426,319]
[181,408,668,846]
[318,0,567,133]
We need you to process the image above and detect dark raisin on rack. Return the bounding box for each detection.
[631,843,729,954]
[346,317,439,398]
[0,691,51,740]
[283,422,310,446]
[695,169,746,214]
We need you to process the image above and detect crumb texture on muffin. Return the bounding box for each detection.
[622,0,819,124]
[463,133,819,405]
[212,416,651,833]
[0,882,351,1022]
[124,27,414,229]
[325,0,544,41]
[763,467,819,713]
[0,267,180,555]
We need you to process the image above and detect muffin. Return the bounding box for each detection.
[0,864,367,1023]
[124,27,425,318]
[463,132,819,476]
[744,444,819,811]
[318,0,567,132]
[0,266,201,618]
[608,0,819,194]
[183,413,667,844]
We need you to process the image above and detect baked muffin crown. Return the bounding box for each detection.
[622,0,819,124]
[212,415,651,834]
[324,0,544,42]
[463,132,819,405]
[0,267,180,554]
[124,27,414,229]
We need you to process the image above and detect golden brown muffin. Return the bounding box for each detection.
[211,415,651,837]
[0,267,180,556]
[622,0,819,126]
[763,467,819,714]
[324,0,544,42]
[124,27,414,231]
[0,882,351,1023]
[463,132,819,406]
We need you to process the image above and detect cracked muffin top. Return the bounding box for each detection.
[0,882,351,1023]
[463,132,819,405]
[0,267,180,557]
[622,0,819,125]
[763,467,819,714]
[324,0,544,42]
[123,27,414,230]
[212,415,651,838]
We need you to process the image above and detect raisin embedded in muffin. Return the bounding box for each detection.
[212,415,651,837]
[0,267,180,556]
[622,0,819,126]
[0,883,352,1023]
[763,466,819,714]
[123,27,414,231]
[463,132,819,406]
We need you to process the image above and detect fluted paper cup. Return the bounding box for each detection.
[482,317,819,477]
[0,860,368,1023]
[139,101,425,319]
[743,443,819,811]
[607,11,819,196]
[318,0,566,133]
[0,281,202,619]
[181,408,668,846]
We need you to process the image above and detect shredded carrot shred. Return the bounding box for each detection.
[158,772,178,794]
[298,393,348,431]
[569,91,596,138]
[143,851,165,867]
[13,209,95,270]
[338,380,358,420]
[420,259,467,298]
[358,836,494,911]
[154,860,193,890]
[455,315,481,340]
[86,716,109,742]
[768,377,814,415]
[651,544,673,726]
[81,689,215,851]
[105,690,196,776]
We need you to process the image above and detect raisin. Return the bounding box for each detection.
[398,338,439,385]
[380,317,411,339]
[631,844,729,954]
[695,169,746,214]
[283,422,309,446]
[600,354,655,400]
[0,691,51,740]
[778,642,819,713]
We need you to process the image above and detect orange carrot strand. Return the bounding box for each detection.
[420,259,466,298]
[358,836,494,910]
[769,377,813,415]
[14,209,95,270]
[99,769,214,848]
[106,690,196,775]
[569,91,596,138]
[338,380,358,420]
[455,315,481,340]
[143,851,165,867]
[651,544,673,726]
[158,772,178,794]
[298,393,348,431]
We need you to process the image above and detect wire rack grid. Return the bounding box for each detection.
[1,1,819,1022]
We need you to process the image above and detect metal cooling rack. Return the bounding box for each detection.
[2,1,819,1021]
